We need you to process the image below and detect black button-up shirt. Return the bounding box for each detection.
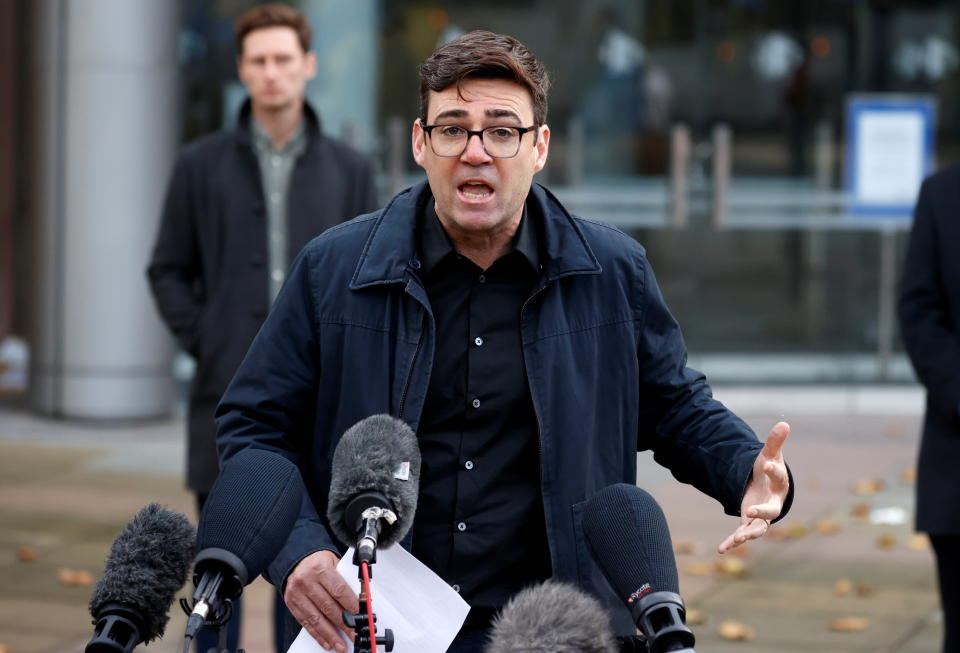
[411,200,552,621]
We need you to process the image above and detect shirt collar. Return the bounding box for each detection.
[418,201,540,276]
[251,117,307,155]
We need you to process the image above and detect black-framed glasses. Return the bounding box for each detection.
[421,121,538,158]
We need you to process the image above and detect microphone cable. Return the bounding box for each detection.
[361,561,376,653]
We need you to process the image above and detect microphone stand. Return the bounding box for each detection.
[342,506,396,653]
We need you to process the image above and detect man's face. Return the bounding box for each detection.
[237,26,316,112]
[412,78,550,244]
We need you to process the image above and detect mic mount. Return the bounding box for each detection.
[342,592,395,653]
[179,548,247,653]
[629,591,695,653]
[355,505,397,565]
[86,604,146,652]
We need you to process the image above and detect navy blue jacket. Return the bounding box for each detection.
[898,163,960,535]
[216,180,777,633]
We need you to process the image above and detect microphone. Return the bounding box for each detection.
[581,484,696,653]
[184,448,305,642]
[486,580,618,653]
[86,503,195,652]
[326,414,421,564]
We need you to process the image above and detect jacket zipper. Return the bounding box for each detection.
[520,281,552,562]
[398,311,426,419]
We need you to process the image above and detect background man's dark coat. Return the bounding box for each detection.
[898,161,960,534]
[147,101,378,494]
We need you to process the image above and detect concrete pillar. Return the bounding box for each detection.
[30,0,179,419]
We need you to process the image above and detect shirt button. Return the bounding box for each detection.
[471,398,480,409]
[474,336,483,346]
[457,522,467,532]
[464,460,474,470]
[271,269,284,282]
[478,274,486,283]
[452,584,461,593]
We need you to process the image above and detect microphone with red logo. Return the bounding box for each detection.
[581,484,695,653]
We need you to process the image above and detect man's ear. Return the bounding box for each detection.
[534,124,551,173]
[412,119,427,169]
[304,51,317,80]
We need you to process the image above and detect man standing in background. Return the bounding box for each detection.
[899,163,960,653]
[147,4,377,649]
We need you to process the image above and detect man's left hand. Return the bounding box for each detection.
[718,421,790,554]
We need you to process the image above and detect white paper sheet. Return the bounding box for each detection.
[287,546,470,653]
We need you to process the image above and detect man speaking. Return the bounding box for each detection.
[216,30,793,653]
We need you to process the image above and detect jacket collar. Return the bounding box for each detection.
[350,180,601,289]
[234,98,322,149]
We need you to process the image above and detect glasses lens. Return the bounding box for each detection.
[431,125,466,156]
[482,127,521,157]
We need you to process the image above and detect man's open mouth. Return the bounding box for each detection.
[458,182,494,200]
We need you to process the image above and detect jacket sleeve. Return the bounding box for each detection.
[146,154,205,355]
[633,253,794,519]
[214,246,340,587]
[898,175,960,421]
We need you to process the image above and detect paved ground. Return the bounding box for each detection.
[0,386,944,652]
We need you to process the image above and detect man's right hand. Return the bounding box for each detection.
[284,550,358,653]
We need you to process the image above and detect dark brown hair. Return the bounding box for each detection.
[234,3,312,55]
[419,30,550,126]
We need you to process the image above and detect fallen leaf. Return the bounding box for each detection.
[807,477,821,490]
[853,479,886,496]
[673,539,701,555]
[828,616,870,632]
[815,520,842,535]
[0,643,11,653]
[16,546,36,562]
[57,568,94,586]
[851,503,871,520]
[833,578,853,596]
[718,620,755,641]
[786,523,810,538]
[683,561,716,576]
[876,534,896,550]
[900,467,917,485]
[729,542,750,558]
[907,534,929,551]
[855,583,878,598]
[685,608,707,625]
[716,557,748,578]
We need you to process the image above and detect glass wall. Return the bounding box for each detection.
[175,0,960,382]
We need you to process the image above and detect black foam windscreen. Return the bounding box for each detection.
[88,503,195,643]
[197,448,305,582]
[581,483,679,601]
[327,414,421,550]
[486,581,618,653]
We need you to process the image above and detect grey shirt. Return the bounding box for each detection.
[252,118,309,304]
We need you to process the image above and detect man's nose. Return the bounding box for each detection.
[460,132,491,164]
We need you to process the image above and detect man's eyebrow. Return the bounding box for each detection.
[485,108,522,123]
[432,109,469,122]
